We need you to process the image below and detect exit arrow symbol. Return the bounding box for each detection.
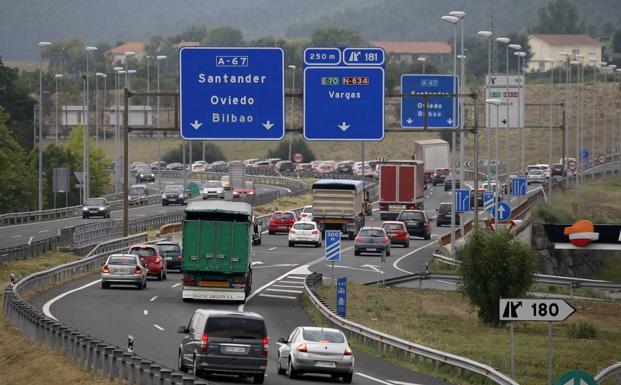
[262,121,274,130]
[190,120,202,130]
[406,118,413,124]
[338,122,350,131]
[502,119,508,124]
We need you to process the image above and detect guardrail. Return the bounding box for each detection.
[595,361,621,384]
[3,233,209,385]
[304,273,519,385]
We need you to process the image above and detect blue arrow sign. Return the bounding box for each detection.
[455,189,471,213]
[303,47,385,141]
[511,177,527,196]
[492,201,512,221]
[179,47,285,140]
[401,74,459,129]
[483,191,495,212]
[325,230,341,262]
[336,277,347,318]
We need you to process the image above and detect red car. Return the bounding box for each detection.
[128,244,167,281]
[268,211,297,234]
[381,221,410,248]
[232,181,256,200]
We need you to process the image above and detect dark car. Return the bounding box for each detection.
[444,176,461,191]
[397,210,431,239]
[82,197,111,219]
[275,160,296,173]
[436,202,460,227]
[128,184,148,203]
[551,163,565,177]
[252,216,262,246]
[156,241,182,271]
[354,227,391,256]
[151,161,167,171]
[337,161,354,174]
[177,310,268,384]
[166,163,185,171]
[432,168,450,186]
[208,160,229,172]
[136,167,156,183]
[162,184,188,206]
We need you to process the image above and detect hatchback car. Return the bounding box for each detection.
[202,180,225,199]
[397,210,431,239]
[136,167,155,183]
[156,241,182,271]
[101,254,147,289]
[166,163,185,171]
[299,205,313,221]
[128,184,148,202]
[162,184,188,206]
[277,327,354,383]
[444,176,461,191]
[551,163,565,177]
[289,221,322,247]
[128,244,167,280]
[381,221,409,248]
[354,227,391,256]
[527,169,546,184]
[275,160,296,173]
[82,197,111,218]
[432,168,450,185]
[436,202,459,227]
[151,161,167,171]
[268,211,297,234]
[178,310,268,384]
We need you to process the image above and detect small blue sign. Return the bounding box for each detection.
[325,230,341,262]
[401,74,459,129]
[179,47,285,140]
[455,189,471,213]
[483,191,495,212]
[303,47,385,141]
[336,277,347,318]
[511,177,527,196]
[581,148,590,165]
[492,202,512,221]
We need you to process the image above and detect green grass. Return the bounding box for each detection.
[587,256,621,282]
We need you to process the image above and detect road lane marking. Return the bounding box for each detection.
[153,324,165,331]
[149,296,157,301]
[28,236,34,244]
[285,275,306,279]
[277,280,304,285]
[258,294,297,300]
[266,288,303,294]
[172,283,181,288]
[159,211,166,214]
[356,372,394,385]
[254,263,298,269]
[268,247,277,251]
[392,241,437,274]
[137,214,146,217]
[144,310,148,315]
[436,280,457,286]
[272,284,305,289]
[251,261,264,266]
[43,279,102,320]
[11,235,23,238]
[38,229,49,233]
[329,265,381,273]
[388,380,424,385]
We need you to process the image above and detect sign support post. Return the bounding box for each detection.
[510,322,515,378]
[548,321,553,385]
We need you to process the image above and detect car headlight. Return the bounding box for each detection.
[82,207,88,211]
[151,174,155,178]
[178,194,184,198]
[99,207,105,211]
[162,194,166,199]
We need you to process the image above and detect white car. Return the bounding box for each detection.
[299,205,313,221]
[202,180,225,199]
[527,169,546,184]
[288,221,322,247]
[353,162,373,176]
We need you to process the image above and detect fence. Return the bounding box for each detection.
[3,233,210,385]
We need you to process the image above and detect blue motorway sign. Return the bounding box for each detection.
[304,47,385,141]
[179,47,284,140]
[492,201,512,221]
[325,230,341,262]
[483,191,495,212]
[401,74,459,129]
[336,277,347,318]
[511,177,527,196]
[455,189,471,213]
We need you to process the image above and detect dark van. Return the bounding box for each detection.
[177,310,268,383]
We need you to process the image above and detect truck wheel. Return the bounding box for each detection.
[288,241,294,247]
[354,250,360,256]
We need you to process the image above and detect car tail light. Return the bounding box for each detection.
[423,223,429,228]
[406,204,416,210]
[344,345,353,356]
[290,229,296,234]
[183,279,195,286]
[134,266,142,275]
[355,236,362,243]
[176,255,182,260]
[296,343,308,353]
[201,332,209,352]
[263,337,269,356]
[234,278,245,285]
[312,230,319,235]
[102,265,109,273]
[383,237,389,244]
[379,203,388,211]
[155,257,161,264]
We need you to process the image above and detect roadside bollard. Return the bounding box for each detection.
[140,360,151,385]
[70,332,81,362]
[159,368,172,385]
[104,346,115,378]
[95,342,106,375]
[182,377,195,385]
[112,349,124,381]
[170,373,184,385]
[86,339,98,371]
[122,353,134,383]
[132,356,143,385]
[150,364,161,385]
[80,337,93,367]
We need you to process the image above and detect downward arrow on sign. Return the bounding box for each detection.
[190,120,202,129]
[338,122,351,131]
[262,121,274,130]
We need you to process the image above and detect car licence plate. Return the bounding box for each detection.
[224,346,247,353]
[165,256,172,260]
[315,361,336,368]
[367,248,377,252]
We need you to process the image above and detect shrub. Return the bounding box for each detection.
[565,321,597,339]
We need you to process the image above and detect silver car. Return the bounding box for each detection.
[101,254,147,289]
[277,327,354,383]
[202,180,225,199]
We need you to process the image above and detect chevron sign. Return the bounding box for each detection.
[325,230,341,262]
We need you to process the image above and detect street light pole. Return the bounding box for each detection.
[487,98,503,224]
[84,45,98,202]
[478,30,493,191]
[417,56,427,74]
[127,69,137,167]
[156,55,167,192]
[497,37,511,185]
[570,59,581,213]
[288,64,296,161]
[543,58,554,200]
[514,50,526,177]
[38,41,51,211]
[114,67,123,192]
[54,74,63,145]
[589,58,597,180]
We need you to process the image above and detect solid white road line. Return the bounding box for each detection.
[285,276,306,280]
[144,310,148,315]
[258,294,297,300]
[38,229,49,233]
[388,380,424,385]
[268,247,277,251]
[43,279,102,320]
[272,284,305,289]
[137,214,146,217]
[355,372,394,385]
[171,283,181,288]
[266,288,303,294]
[153,324,165,331]
[330,265,381,273]
[392,241,437,274]
[149,296,157,301]
[11,235,22,238]
[254,263,298,269]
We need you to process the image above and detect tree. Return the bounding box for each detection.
[529,0,586,34]
[0,108,37,212]
[202,27,244,47]
[0,59,36,151]
[66,125,110,198]
[266,137,315,162]
[457,229,539,327]
[163,142,226,163]
[310,27,366,47]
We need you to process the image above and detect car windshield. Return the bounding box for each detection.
[382,223,404,230]
[129,188,145,195]
[85,198,105,206]
[302,329,345,343]
[358,229,385,237]
[293,223,315,230]
[108,256,136,265]
[129,247,155,257]
[439,204,451,213]
[158,244,181,254]
[273,213,294,220]
[530,170,543,175]
[164,185,183,193]
[204,181,221,188]
[206,317,265,339]
[302,207,312,213]
[399,212,424,221]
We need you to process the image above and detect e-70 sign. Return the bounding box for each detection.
[500,298,576,322]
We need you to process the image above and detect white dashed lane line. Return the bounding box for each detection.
[268,247,277,251]
[258,293,297,300]
[149,296,157,302]
[153,324,165,331]
[144,310,148,315]
[171,283,181,288]
[266,288,303,294]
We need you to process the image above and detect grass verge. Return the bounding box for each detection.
[311,284,620,385]
[0,251,113,385]
[253,193,312,216]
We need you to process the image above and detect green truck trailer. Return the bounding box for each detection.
[181,201,254,302]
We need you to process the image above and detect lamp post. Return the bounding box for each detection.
[287,64,297,161]
[124,51,136,87]
[38,41,51,211]
[156,55,167,192]
[570,59,581,213]
[441,14,459,255]
[513,50,526,176]
[95,72,106,148]
[560,52,572,177]
[508,43,521,179]
[588,57,597,180]
[113,67,123,192]
[543,58,555,200]
[616,68,621,175]
[496,37,510,186]
[478,30,493,190]
[417,56,427,74]
[127,69,137,168]
[609,65,618,170]
[600,62,608,165]
[54,74,63,145]
[486,98,503,223]
[84,45,98,202]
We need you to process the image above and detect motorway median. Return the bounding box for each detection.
[308,284,620,385]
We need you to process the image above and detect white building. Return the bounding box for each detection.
[109,105,153,127]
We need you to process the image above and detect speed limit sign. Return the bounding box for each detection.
[292,152,304,163]
[567,160,577,171]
